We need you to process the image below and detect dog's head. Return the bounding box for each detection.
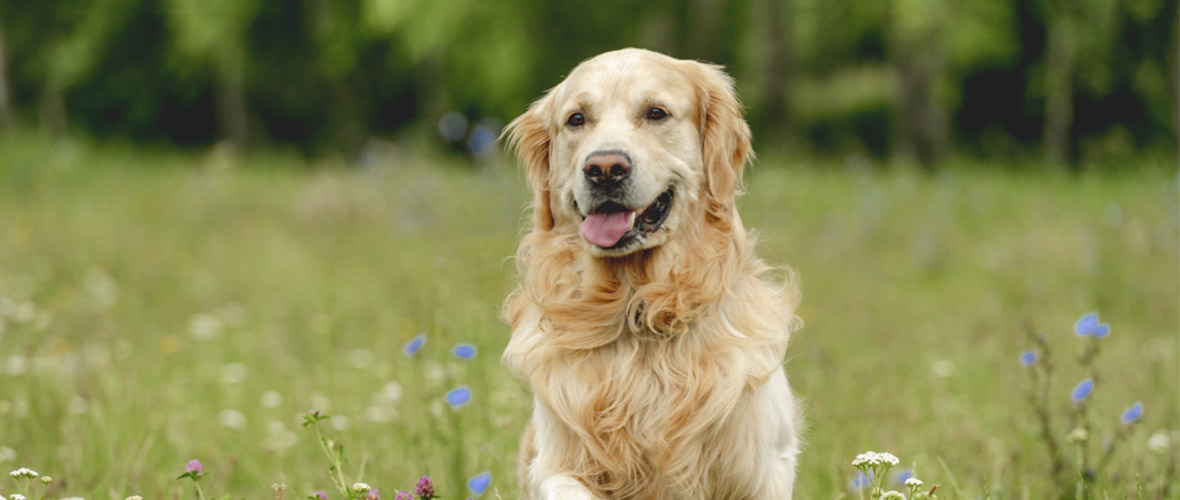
[505,48,751,257]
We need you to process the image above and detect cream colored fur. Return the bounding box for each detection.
[502,48,802,500]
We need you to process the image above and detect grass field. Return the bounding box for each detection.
[1,136,1177,499]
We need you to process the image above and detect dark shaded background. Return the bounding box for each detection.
[0,0,1176,166]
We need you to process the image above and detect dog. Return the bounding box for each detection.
[501,48,802,500]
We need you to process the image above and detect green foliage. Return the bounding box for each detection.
[0,0,1173,162]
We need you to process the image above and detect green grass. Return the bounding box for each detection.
[1,136,1177,499]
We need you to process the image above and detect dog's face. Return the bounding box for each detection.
[505,48,751,257]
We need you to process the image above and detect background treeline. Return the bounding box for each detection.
[0,0,1175,167]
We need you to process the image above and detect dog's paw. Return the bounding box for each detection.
[539,475,597,500]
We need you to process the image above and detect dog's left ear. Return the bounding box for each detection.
[502,91,556,231]
[690,62,752,228]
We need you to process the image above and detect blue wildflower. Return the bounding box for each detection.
[1072,379,1093,404]
[1020,350,1037,366]
[896,469,913,484]
[467,471,492,496]
[447,386,472,407]
[1074,312,1110,337]
[404,334,426,356]
[849,470,875,490]
[1121,402,1143,425]
[453,344,477,360]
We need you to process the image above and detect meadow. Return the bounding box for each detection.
[1,135,1177,499]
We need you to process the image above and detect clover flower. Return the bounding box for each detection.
[9,468,38,479]
[404,334,426,356]
[1074,312,1110,338]
[1071,379,1093,404]
[415,475,435,499]
[366,488,380,500]
[393,492,412,500]
[1120,402,1143,425]
[467,471,492,496]
[313,491,327,500]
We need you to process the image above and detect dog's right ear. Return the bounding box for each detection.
[503,92,555,231]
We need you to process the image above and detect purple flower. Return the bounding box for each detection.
[1020,350,1037,366]
[404,334,427,356]
[453,344,477,360]
[315,491,327,500]
[366,488,380,500]
[1074,312,1110,338]
[447,386,472,407]
[415,475,435,499]
[1072,379,1094,404]
[186,459,202,475]
[467,471,492,496]
[394,492,412,500]
[1121,402,1143,425]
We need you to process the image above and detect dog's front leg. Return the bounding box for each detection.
[538,475,599,500]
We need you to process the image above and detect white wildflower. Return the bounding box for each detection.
[881,491,907,500]
[0,447,14,463]
[60,497,84,500]
[876,452,899,465]
[39,476,51,484]
[188,313,224,341]
[352,483,371,493]
[10,494,24,500]
[905,477,924,488]
[9,467,38,478]
[218,409,247,429]
[1147,432,1170,453]
[220,363,248,384]
[261,390,283,409]
[931,359,954,378]
[1067,428,1088,443]
[126,496,144,500]
[852,451,879,466]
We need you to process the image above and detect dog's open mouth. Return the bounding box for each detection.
[580,188,673,249]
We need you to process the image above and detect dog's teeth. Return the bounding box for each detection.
[628,211,637,226]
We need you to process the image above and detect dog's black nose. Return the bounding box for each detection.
[583,151,631,188]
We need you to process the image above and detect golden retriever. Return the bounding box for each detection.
[502,48,802,500]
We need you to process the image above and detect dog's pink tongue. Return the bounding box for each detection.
[580,211,634,247]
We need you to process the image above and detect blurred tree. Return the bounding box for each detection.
[1041,0,1116,166]
[162,0,260,146]
[889,0,949,169]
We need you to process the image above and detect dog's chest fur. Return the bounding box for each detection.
[537,331,756,499]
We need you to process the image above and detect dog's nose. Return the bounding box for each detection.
[583,151,631,188]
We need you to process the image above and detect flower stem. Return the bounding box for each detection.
[195,481,207,500]
[314,423,351,499]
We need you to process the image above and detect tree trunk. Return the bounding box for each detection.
[1043,16,1074,167]
[0,22,12,130]
[895,48,947,169]
[215,60,248,146]
[760,0,791,140]
[39,77,67,137]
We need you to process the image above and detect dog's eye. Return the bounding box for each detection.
[646,107,668,121]
[567,113,585,127]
